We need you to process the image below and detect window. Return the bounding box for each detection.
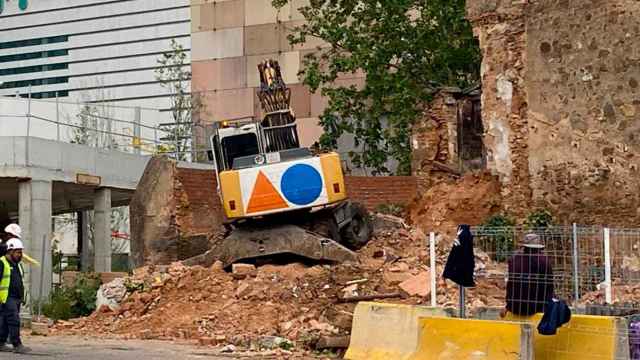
[0,49,68,63]
[17,90,69,99]
[0,76,69,89]
[0,63,68,76]
[0,36,68,50]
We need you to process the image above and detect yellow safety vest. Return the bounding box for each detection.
[0,256,23,304]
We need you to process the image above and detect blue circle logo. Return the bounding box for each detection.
[280,164,323,206]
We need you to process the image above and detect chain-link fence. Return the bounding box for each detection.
[433,225,640,311]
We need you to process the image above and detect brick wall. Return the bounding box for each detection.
[345,176,418,211]
[173,170,418,216]
[175,167,223,236]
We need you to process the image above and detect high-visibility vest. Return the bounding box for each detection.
[0,256,23,304]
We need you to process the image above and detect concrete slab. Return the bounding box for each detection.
[244,0,290,26]
[345,302,449,360]
[409,317,534,360]
[191,28,244,61]
[244,23,281,56]
[0,137,149,189]
[201,88,256,122]
[193,57,247,92]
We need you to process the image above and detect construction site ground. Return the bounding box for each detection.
[10,335,309,359]
[44,172,513,358]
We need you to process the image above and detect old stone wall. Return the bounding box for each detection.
[467,0,531,217]
[467,0,640,225]
[130,157,226,267]
[412,90,460,193]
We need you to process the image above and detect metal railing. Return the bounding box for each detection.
[0,93,209,161]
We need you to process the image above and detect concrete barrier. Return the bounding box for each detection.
[344,302,449,360]
[505,313,629,360]
[409,317,534,360]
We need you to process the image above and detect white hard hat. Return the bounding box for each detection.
[4,224,21,239]
[6,238,24,251]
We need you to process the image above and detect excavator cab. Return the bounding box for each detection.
[207,59,372,267]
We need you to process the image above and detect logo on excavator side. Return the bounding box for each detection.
[245,163,324,214]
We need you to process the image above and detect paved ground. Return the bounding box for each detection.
[2,336,319,359]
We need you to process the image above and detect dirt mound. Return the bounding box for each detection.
[408,171,502,236]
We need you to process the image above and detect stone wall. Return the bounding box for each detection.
[412,90,460,193]
[467,0,640,225]
[130,157,225,267]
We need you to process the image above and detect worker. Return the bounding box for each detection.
[0,235,30,353]
[500,233,555,318]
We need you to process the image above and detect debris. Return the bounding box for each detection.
[221,344,236,353]
[235,282,252,298]
[31,322,49,336]
[345,278,368,286]
[337,293,403,303]
[96,277,127,311]
[341,284,359,297]
[398,271,431,297]
[232,263,256,279]
[309,320,339,334]
[316,335,351,349]
[257,336,293,350]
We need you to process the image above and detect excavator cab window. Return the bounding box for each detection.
[221,133,260,170]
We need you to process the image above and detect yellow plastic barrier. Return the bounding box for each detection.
[409,317,534,360]
[344,302,449,360]
[505,313,629,360]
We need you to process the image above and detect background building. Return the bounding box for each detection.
[189,0,388,174]
[0,0,190,112]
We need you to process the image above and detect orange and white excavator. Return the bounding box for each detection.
[206,60,372,266]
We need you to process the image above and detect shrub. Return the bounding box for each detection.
[375,203,405,217]
[525,209,554,229]
[481,214,516,262]
[42,272,101,321]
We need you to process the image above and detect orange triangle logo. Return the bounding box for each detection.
[246,171,288,213]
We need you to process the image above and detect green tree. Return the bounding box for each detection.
[273,0,480,174]
[155,39,203,161]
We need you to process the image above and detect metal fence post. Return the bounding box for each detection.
[572,223,580,303]
[26,85,32,166]
[603,228,612,304]
[458,286,465,318]
[429,232,437,307]
[55,92,60,142]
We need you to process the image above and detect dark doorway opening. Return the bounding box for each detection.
[457,89,485,172]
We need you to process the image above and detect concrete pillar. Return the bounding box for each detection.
[93,188,111,272]
[18,180,52,302]
[78,211,93,271]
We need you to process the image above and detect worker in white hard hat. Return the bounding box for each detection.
[1,225,38,266]
[0,237,30,353]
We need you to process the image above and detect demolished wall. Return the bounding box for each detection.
[467,0,640,225]
[130,157,225,267]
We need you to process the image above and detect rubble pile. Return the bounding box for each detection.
[53,214,508,349]
[408,171,502,238]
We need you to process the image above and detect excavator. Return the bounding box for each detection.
[208,60,372,266]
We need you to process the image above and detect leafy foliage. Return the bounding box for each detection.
[43,272,101,321]
[482,214,516,262]
[273,0,480,174]
[375,203,406,217]
[524,209,554,229]
[155,39,203,161]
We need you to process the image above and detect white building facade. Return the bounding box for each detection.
[0,0,190,111]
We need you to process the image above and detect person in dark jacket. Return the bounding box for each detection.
[0,237,30,354]
[500,233,554,318]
